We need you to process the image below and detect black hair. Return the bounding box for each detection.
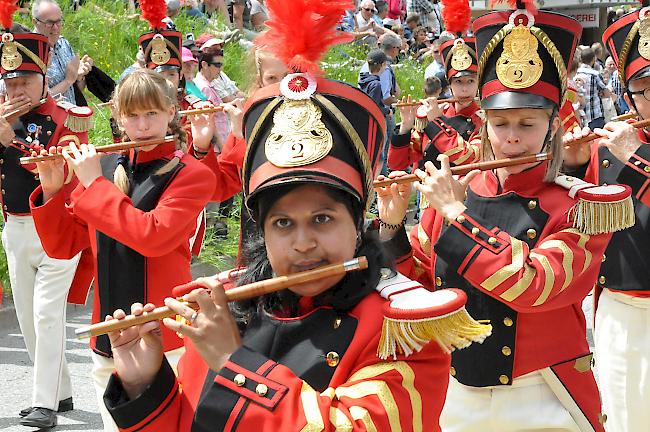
[424,76,442,96]
[198,50,224,71]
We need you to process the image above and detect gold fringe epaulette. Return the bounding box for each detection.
[374,270,492,360]
[555,175,634,235]
[58,101,94,133]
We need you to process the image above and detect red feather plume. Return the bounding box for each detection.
[255,0,354,75]
[0,0,17,30]
[489,0,537,15]
[139,0,167,30]
[441,0,471,34]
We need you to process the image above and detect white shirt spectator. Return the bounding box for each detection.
[212,71,240,100]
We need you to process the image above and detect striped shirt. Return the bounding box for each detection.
[576,64,607,123]
[47,37,76,104]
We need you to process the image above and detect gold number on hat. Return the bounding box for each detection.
[639,14,650,61]
[496,25,543,89]
[1,34,22,71]
[150,35,171,66]
[451,40,472,72]
[265,99,333,168]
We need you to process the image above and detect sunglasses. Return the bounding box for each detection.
[208,62,223,68]
[362,7,373,11]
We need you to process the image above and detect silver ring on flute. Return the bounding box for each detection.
[188,311,199,325]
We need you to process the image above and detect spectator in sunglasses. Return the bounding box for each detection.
[194,50,230,147]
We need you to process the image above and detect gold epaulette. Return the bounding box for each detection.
[554,175,634,235]
[57,101,94,133]
[375,269,491,360]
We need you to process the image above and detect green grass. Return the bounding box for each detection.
[0,0,427,296]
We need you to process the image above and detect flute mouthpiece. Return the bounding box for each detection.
[343,257,367,271]
[75,326,92,340]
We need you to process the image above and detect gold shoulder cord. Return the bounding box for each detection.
[619,20,641,82]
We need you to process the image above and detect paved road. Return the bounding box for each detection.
[0,302,104,432]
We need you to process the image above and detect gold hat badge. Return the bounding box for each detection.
[265,73,333,168]
[1,33,22,71]
[496,10,543,89]
[450,39,472,72]
[150,34,171,66]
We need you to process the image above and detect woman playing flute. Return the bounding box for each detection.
[98,1,490,430]
[378,3,633,431]
[29,68,215,431]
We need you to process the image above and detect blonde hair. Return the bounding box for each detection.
[112,69,188,193]
[480,108,563,183]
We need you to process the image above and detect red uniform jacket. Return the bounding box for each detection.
[386,162,608,430]
[29,141,215,356]
[188,133,245,202]
[559,85,581,133]
[0,95,94,304]
[104,282,452,431]
[388,102,482,171]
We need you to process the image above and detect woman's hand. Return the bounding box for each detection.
[376,171,413,241]
[562,125,593,168]
[397,96,416,134]
[107,302,164,400]
[163,279,241,372]
[595,121,643,163]
[188,101,216,153]
[222,98,245,139]
[414,156,477,221]
[422,97,443,122]
[62,143,102,188]
[35,147,66,201]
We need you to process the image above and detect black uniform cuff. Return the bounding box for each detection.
[618,144,650,198]
[434,208,507,275]
[391,132,411,148]
[104,357,178,429]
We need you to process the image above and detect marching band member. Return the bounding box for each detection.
[100,3,491,430]
[562,2,650,429]
[378,2,634,430]
[388,0,481,172]
[0,14,93,429]
[29,69,215,431]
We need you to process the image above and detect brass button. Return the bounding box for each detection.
[526,229,537,239]
[46,116,51,121]
[1,189,5,195]
[599,276,606,284]
[450,366,456,376]
[503,317,514,327]
[3,205,6,210]
[602,159,610,168]
[566,177,574,182]
[466,118,472,122]
[435,276,442,287]
[635,160,642,166]
[602,254,606,262]
[456,215,466,223]
[233,373,246,387]
[46,130,52,136]
[1,174,5,180]
[502,346,512,356]
[499,375,510,385]
[255,383,269,396]
[471,227,480,235]
[0,158,4,164]
[326,351,340,367]
[645,166,650,173]
[527,200,537,210]
[333,317,342,329]
[34,175,39,181]
[488,237,497,245]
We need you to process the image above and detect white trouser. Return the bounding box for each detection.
[2,214,80,411]
[441,371,582,432]
[92,347,184,432]
[595,289,650,432]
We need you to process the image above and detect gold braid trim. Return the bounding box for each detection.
[477,24,513,88]
[531,26,568,106]
[14,41,47,73]
[618,20,640,83]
